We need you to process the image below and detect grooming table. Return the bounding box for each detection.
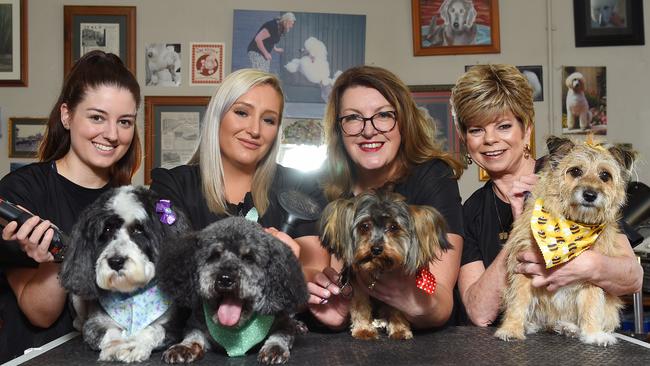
[6,327,650,366]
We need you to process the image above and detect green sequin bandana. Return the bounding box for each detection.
[203,301,274,357]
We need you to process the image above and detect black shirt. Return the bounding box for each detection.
[150,164,326,238]
[0,162,109,362]
[247,19,281,55]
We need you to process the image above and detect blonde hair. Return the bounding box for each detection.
[188,68,284,215]
[451,64,534,137]
[323,65,463,201]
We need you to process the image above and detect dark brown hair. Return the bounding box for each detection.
[38,50,142,186]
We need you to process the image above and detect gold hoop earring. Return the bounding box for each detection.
[524,144,531,159]
[465,153,473,165]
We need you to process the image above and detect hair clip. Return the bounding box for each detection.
[155,199,177,225]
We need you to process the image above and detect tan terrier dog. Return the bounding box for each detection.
[495,136,636,346]
[320,187,450,340]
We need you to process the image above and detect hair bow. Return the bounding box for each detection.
[155,199,177,225]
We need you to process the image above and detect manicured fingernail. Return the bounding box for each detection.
[331,287,340,295]
[323,290,330,297]
[319,298,328,305]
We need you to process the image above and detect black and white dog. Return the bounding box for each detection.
[59,186,189,362]
[158,217,309,364]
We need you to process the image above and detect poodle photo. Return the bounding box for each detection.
[590,0,624,28]
[158,217,309,364]
[565,72,592,131]
[146,43,182,87]
[59,186,190,362]
[426,0,478,46]
[284,36,342,102]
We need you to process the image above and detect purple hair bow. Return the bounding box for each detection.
[155,199,177,225]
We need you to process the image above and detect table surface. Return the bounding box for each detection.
[12,327,650,366]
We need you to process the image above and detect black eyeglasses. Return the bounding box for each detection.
[337,110,397,136]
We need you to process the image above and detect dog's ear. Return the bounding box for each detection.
[156,232,200,307]
[607,144,637,172]
[546,136,575,169]
[59,201,106,299]
[466,1,477,26]
[319,198,355,262]
[259,234,309,315]
[406,205,451,270]
[439,0,452,24]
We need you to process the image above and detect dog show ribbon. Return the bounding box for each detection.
[415,267,437,295]
[98,282,172,337]
[155,199,176,225]
[203,302,274,357]
[530,198,605,268]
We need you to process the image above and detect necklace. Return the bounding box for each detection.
[492,184,509,245]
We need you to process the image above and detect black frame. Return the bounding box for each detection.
[574,0,645,47]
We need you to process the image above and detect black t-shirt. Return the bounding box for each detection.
[150,164,326,238]
[0,162,109,362]
[247,19,281,55]
[393,159,464,237]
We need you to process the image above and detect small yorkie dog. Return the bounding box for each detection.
[320,186,450,340]
[495,136,636,346]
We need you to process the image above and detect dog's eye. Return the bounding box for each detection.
[386,223,399,233]
[567,167,583,178]
[599,171,612,182]
[130,224,144,236]
[359,222,371,234]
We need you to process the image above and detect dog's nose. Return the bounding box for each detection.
[583,189,598,202]
[107,256,126,271]
[217,274,235,289]
[371,245,383,256]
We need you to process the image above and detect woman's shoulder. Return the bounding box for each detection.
[0,162,51,191]
[151,164,200,182]
[463,181,492,211]
[409,158,457,182]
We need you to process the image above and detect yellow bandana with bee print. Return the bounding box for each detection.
[530,198,605,268]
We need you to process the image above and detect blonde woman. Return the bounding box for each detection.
[247,12,296,71]
[150,68,328,281]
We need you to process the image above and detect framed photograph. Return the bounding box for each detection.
[465,64,543,102]
[574,0,644,47]
[478,129,536,181]
[232,9,366,118]
[144,96,211,184]
[190,42,224,86]
[561,66,607,135]
[8,117,46,158]
[409,84,463,161]
[10,162,28,172]
[411,0,500,56]
[0,0,27,86]
[63,6,136,76]
[145,43,181,87]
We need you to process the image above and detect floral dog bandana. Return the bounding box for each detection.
[99,283,172,336]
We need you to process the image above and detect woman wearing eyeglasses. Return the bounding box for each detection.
[307,65,465,330]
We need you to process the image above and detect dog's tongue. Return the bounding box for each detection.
[217,296,242,327]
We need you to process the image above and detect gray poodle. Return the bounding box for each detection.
[158,217,309,364]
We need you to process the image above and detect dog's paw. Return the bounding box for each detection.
[553,321,580,337]
[293,319,309,335]
[388,328,413,340]
[580,331,617,347]
[351,326,379,340]
[115,343,153,363]
[161,343,205,364]
[258,344,290,365]
[494,326,526,341]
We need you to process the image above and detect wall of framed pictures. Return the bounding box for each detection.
[0,0,649,200]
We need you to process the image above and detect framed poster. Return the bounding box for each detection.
[144,96,210,184]
[574,0,644,47]
[8,117,46,158]
[0,0,27,86]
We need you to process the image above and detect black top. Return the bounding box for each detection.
[247,19,281,55]
[393,159,464,237]
[0,162,109,362]
[150,164,326,238]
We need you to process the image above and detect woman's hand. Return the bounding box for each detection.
[508,174,538,219]
[307,266,351,330]
[2,215,55,263]
[514,249,594,291]
[356,269,429,318]
[264,227,301,258]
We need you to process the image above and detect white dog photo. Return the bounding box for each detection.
[565,71,592,131]
[284,37,342,102]
[146,43,182,87]
[590,0,624,28]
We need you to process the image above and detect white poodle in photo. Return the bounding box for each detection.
[146,43,181,87]
[284,37,342,102]
[590,0,621,28]
[565,72,592,130]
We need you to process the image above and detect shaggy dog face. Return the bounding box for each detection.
[158,217,309,364]
[59,186,189,362]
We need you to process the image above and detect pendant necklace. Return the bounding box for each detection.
[492,184,509,245]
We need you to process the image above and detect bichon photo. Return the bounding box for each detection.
[284,36,342,102]
[146,43,182,87]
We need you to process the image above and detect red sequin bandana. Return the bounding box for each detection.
[416,267,437,295]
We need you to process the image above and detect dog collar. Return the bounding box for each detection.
[98,282,172,337]
[530,198,605,268]
[203,302,274,357]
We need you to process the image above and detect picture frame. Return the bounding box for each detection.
[63,5,136,76]
[411,0,500,56]
[144,96,211,184]
[190,42,224,86]
[8,117,46,158]
[408,84,463,161]
[573,0,644,47]
[479,128,536,181]
[0,0,28,86]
